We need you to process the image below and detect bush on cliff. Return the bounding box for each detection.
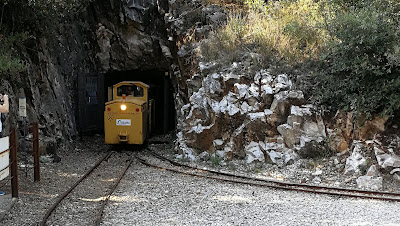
[313,1,400,116]
[202,0,400,117]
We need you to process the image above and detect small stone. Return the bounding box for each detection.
[312,169,323,176]
[366,165,380,177]
[356,176,383,190]
[390,168,400,175]
[393,173,400,181]
[312,176,322,184]
[197,152,210,161]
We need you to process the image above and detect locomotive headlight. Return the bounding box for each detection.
[120,104,127,111]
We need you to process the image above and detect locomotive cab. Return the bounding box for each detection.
[104,81,154,144]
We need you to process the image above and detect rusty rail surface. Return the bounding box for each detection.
[94,154,135,226]
[141,150,400,202]
[39,151,113,226]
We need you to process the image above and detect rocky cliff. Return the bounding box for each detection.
[1,0,171,150]
[1,0,399,189]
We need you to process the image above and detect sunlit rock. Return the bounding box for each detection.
[245,141,265,163]
[344,142,367,175]
[356,176,383,190]
[273,74,292,92]
[375,146,400,169]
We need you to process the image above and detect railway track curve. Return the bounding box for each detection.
[139,149,400,202]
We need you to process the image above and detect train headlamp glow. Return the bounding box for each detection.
[120,104,127,111]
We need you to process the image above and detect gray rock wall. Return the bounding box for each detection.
[2,0,171,151]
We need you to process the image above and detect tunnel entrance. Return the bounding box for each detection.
[104,69,176,135]
[77,69,175,136]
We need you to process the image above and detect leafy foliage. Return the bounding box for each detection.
[0,33,27,77]
[313,2,400,116]
[0,0,93,77]
[202,0,400,117]
[0,0,93,34]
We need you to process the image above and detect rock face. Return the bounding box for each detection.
[177,67,326,165]
[96,0,171,72]
[344,142,367,175]
[2,0,171,152]
[3,0,398,180]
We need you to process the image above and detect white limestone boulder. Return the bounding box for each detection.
[344,143,367,175]
[245,141,265,163]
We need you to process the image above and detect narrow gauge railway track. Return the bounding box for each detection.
[139,149,400,202]
[39,151,134,226]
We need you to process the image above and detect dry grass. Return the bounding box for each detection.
[201,0,329,65]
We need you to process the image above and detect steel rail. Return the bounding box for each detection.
[147,149,400,197]
[39,151,113,226]
[95,154,135,226]
[143,151,400,202]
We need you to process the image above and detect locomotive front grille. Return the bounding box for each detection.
[118,132,129,142]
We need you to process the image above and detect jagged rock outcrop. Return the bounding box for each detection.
[96,0,171,72]
[3,0,399,184]
[167,3,400,190]
[177,65,326,165]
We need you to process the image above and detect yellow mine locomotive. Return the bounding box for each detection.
[104,81,154,144]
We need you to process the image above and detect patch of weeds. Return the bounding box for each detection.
[226,162,237,171]
[252,161,265,173]
[254,167,263,174]
[210,154,223,166]
[164,144,174,150]
[305,159,316,170]
[178,157,191,163]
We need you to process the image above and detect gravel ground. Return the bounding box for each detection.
[1,133,400,225]
[46,151,133,226]
[0,135,110,226]
[102,154,400,226]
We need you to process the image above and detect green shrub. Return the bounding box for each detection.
[313,4,400,116]
[0,33,28,76]
[0,0,93,77]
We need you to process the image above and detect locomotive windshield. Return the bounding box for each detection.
[117,85,144,97]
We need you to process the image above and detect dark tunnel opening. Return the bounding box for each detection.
[104,69,176,135]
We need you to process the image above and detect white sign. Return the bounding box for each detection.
[19,97,27,117]
[116,119,131,126]
[0,137,9,181]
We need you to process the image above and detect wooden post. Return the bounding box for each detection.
[33,122,40,182]
[10,128,18,198]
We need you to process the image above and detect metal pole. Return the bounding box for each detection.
[23,117,27,177]
[33,122,40,182]
[10,128,18,198]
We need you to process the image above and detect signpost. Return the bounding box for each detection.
[19,97,27,177]
[19,97,26,118]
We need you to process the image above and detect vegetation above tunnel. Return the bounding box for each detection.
[1,0,400,119]
[0,0,93,78]
[201,0,400,118]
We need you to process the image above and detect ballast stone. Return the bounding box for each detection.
[356,176,383,190]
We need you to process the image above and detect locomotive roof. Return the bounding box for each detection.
[113,81,149,88]
[105,99,147,106]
